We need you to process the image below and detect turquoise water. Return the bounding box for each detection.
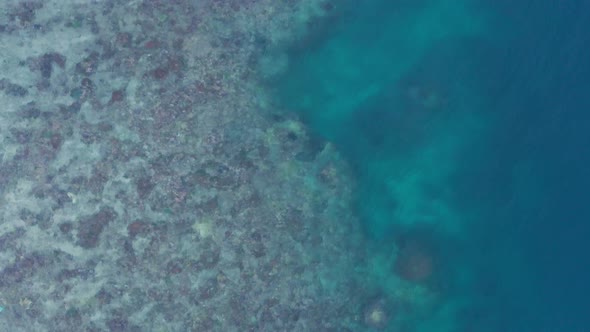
[274,0,489,238]
[266,0,590,330]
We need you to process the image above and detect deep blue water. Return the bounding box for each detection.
[480,1,590,330]
[269,0,590,330]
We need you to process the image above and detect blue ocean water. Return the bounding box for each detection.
[483,1,590,330]
[269,0,590,330]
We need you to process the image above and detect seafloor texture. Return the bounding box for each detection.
[0,1,377,331]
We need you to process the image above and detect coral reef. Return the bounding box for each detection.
[0,0,368,331]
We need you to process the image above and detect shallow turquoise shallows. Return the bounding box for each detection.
[271,0,490,239]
